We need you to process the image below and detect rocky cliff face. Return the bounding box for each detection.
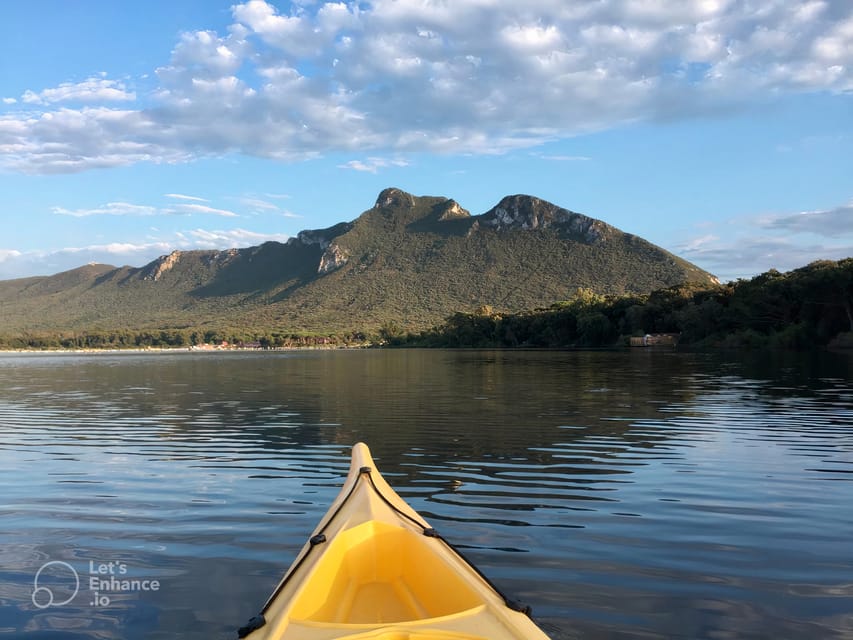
[143,250,182,281]
[436,199,470,220]
[208,248,240,266]
[480,195,613,243]
[294,229,330,249]
[317,243,350,273]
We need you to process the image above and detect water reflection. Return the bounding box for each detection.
[0,349,851,639]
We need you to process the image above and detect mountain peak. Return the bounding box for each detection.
[480,194,613,243]
[0,190,719,335]
[374,187,416,210]
[435,198,470,220]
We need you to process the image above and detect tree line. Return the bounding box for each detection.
[391,259,853,349]
[2,258,850,351]
[0,328,368,350]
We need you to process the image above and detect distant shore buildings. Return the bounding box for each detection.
[629,333,680,347]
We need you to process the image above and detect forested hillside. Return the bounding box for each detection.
[0,189,716,342]
[397,259,853,350]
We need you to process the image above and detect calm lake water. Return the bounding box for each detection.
[0,349,852,639]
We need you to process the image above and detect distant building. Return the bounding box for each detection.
[630,333,680,347]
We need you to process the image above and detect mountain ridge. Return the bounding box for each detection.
[0,189,717,334]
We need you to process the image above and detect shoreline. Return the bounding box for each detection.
[0,344,370,355]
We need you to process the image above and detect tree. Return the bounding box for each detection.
[378,320,405,345]
[577,311,614,346]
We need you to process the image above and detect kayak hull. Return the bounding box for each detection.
[240,443,551,640]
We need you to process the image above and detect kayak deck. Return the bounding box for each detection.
[240,443,551,640]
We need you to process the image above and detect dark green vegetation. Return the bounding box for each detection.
[394,259,853,350]
[0,188,716,347]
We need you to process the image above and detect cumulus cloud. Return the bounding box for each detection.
[1,0,851,173]
[0,107,191,174]
[20,77,136,105]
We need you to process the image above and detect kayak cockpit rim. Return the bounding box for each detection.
[238,443,538,639]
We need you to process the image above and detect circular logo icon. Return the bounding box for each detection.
[32,561,80,609]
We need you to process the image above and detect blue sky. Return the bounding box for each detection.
[1,0,851,282]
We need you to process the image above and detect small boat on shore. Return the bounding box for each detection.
[238,442,552,639]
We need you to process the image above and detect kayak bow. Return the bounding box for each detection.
[239,442,552,640]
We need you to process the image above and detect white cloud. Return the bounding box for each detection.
[20,77,135,105]
[0,241,174,280]
[168,28,249,77]
[0,249,23,262]
[501,23,564,53]
[168,203,239,217]
[681,234,720,252]
[237,195,300,217]
[0,0,851,173]
[184,227,290,246]
[52,202,159,217]
[52,200,239,218]
[338,156,410,172]
[0,107,191,174]
[2,97,16,104]
[239,197,280,211]
[165,193,209,202]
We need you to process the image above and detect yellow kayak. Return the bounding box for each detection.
[238,442,552,640]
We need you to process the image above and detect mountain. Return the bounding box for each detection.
[0,189,717,335]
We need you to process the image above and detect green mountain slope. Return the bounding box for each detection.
[0,189,717,334]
